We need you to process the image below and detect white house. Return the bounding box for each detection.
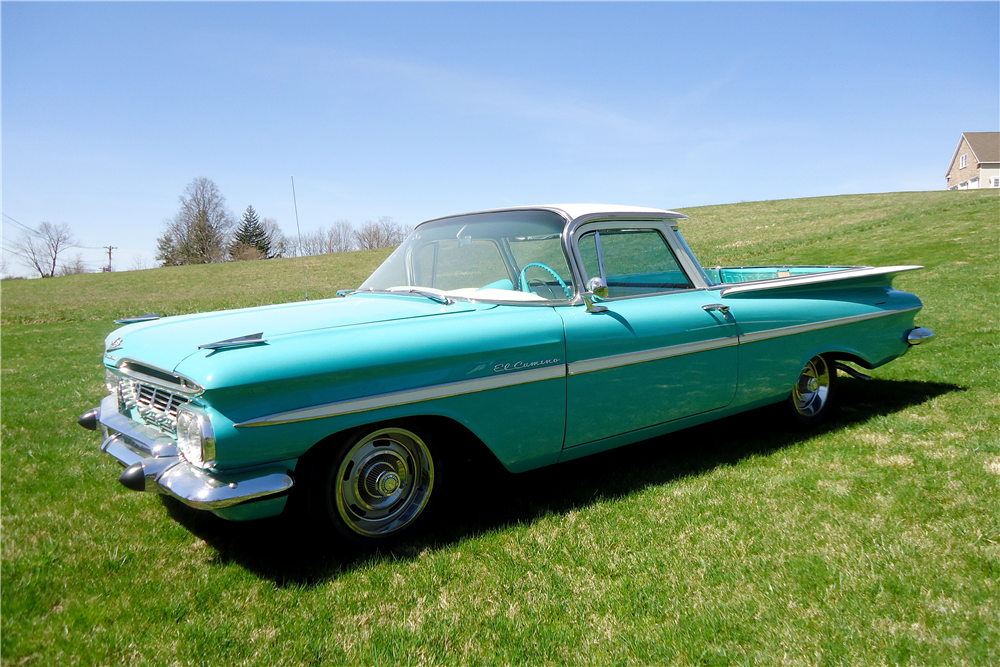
[945,132,1000,190]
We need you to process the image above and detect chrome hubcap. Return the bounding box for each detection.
[792,356,831,417]
[334,428,434,537]
[375,470,400,495]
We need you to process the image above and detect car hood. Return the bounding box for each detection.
[103,294,491,376]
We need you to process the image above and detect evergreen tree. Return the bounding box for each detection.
[230,205,271,260]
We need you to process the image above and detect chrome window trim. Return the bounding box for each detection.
[567,336,739,376]
[236,364,567,428]
[737,306,921,344]
[384,208,582,305]
[392,207,697,305]
[565,216,709,301]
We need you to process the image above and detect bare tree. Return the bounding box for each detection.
[354,216,408,250]
[324,220,356,253]
[13,221,76,278]
[155,178,235,265]
[261,218,287,258]
[57,253,90,276]
[298,229,326,257]
[129,255,152,271]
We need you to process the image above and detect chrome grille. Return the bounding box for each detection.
[119,378,190,434]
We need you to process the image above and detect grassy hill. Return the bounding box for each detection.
[2,190,997,665]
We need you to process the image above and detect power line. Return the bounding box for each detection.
[2,242,103,264]
[0,245,31,260]
[2,213,37,235]
[3,213,114,255]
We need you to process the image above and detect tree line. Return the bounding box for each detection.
[155,177,409,266]
[2,176,408,279]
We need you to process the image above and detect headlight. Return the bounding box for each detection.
[176,406,216,469]
[105,369,120,397]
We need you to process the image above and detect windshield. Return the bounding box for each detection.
[359,210,575,302]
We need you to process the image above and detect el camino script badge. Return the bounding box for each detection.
[494,358,561,373]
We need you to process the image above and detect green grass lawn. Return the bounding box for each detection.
[2,190,998,666]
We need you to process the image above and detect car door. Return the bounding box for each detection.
[559,223,739,448]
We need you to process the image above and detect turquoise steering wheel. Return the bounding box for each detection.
[518,262,573,299]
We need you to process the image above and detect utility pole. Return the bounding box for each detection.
[104,246,117,273]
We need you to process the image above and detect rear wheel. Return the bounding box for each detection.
[787,355,836,426]
[308,425,438,547]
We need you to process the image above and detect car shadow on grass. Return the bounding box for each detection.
[162,377,962,586]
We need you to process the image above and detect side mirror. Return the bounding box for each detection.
[584,277,609,313]
[587,277,608,300]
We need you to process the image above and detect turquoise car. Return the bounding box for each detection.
[79,204,934,546]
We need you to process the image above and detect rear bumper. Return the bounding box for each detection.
[89,395,294,511]
[907,327,934,346]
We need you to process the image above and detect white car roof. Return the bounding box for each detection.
[426,203,687,224]
[542,203,685,221]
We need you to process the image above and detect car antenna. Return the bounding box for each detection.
[291,175,309,300]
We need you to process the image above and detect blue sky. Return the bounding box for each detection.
[2,1,998,274]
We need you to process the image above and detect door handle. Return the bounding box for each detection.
[702,304,730,314]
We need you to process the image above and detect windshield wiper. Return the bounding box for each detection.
[398,288,453,304]
[357,288,454,305]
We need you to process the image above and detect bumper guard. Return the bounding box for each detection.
[87,395,294,511]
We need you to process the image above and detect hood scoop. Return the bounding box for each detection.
[198,332,267,350]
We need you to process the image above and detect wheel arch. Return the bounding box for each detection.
[292,413,505,475]
[797,344,875,371]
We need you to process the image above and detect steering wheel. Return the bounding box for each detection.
[518,262,573,299]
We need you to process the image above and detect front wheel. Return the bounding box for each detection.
[787,355,836,426]
[309,425,438,547]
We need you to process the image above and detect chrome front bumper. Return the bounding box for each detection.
[88,395,294,511]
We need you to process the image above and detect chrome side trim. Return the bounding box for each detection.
[738,307,921,345]
[719,265,923,296]
[567,336,739,376]
[566,307,919,376]
[237,364,567,428]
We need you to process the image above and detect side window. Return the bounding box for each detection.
[578,229,693,298]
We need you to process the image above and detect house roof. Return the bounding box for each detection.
[964,132,1000,163]
[948,132,1000,175]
